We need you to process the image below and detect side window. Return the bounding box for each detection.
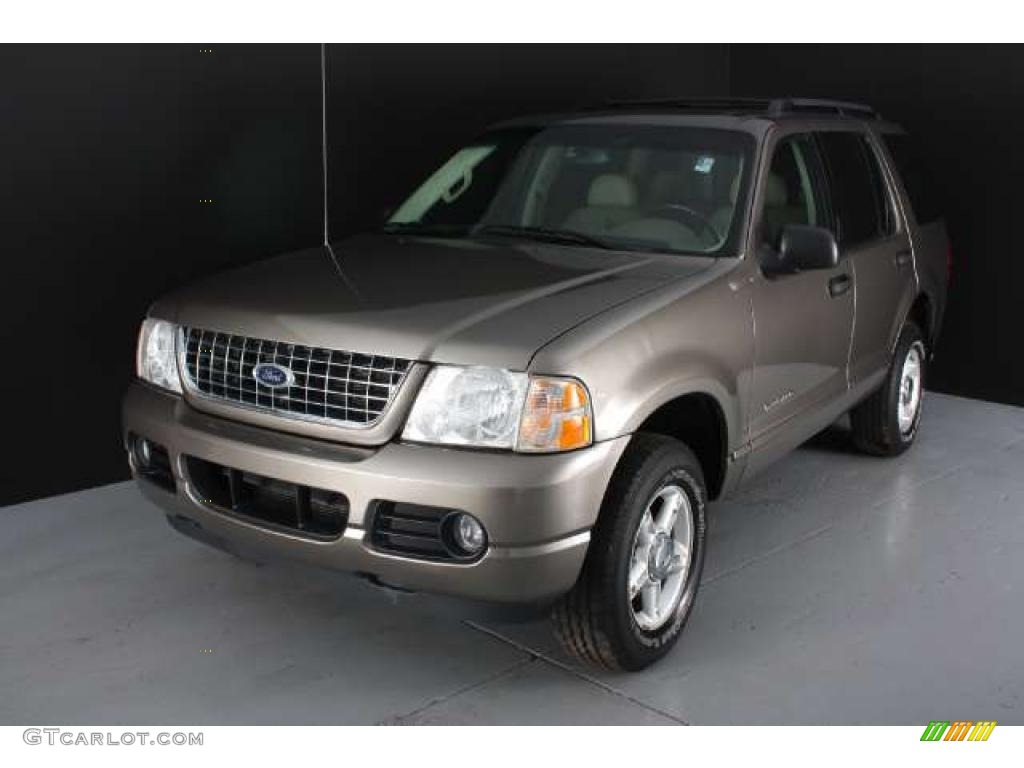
[883,133,941,225]
[760,134,829,247]
[862,141,897,237]
[816,131,894,247]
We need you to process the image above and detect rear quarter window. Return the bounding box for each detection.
[882,133,942,225]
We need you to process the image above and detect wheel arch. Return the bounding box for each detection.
[908,291,936,352]
[632,391,730,500]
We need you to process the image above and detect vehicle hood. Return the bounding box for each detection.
[154,233,714,370]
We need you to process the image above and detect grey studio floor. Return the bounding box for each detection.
[2,393,1022,725]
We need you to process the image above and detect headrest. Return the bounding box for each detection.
[587,174,638,208]
[728,172,787,207]
[765,173,788,207]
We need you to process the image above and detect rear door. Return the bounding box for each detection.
[816,129,915,387]
[881,131,950,344]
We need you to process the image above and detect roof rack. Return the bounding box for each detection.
[598,97,880,120]
[770,98,879,119]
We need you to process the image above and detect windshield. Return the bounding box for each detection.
[385,123,755,256]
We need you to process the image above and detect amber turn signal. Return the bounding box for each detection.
[517,377,593,452]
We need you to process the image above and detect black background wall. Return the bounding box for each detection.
[1,45,324,506]
[1,44,1020,506]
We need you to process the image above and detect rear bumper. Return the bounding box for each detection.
[122,381,628,603]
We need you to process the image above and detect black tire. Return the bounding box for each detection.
[850,322,926,456]
[552,433,707,671]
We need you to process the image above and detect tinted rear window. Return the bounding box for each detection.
[817,131,892,247]
[883,133,941,225]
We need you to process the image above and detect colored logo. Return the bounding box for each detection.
[252,362,294,389]
[920,721,997,741]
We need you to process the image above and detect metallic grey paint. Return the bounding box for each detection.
[124,383,626,601]
[124,110,949,603]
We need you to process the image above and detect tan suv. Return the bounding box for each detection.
[124,98,949,670]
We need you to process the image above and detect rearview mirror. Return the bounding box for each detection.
[761,225,839,276]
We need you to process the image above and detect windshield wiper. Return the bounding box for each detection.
[473,224,613,250]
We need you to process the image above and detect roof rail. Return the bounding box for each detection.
[769,98,879,119]
[601,97,774,112]
[596,96,880,120]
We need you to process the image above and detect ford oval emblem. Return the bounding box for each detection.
[253,362,294,389]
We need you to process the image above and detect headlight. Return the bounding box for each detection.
[136,318,182,393]
[402,365,592,453]
[403,366,528,449]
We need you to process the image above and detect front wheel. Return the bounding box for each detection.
[850,321,926,456]
[552,434,707,670]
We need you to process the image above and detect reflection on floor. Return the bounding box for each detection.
[2,393,1022,724]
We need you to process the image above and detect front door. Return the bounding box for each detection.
[747,132,854,448]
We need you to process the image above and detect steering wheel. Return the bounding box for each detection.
[653,204,722,244]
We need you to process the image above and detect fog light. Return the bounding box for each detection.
[447,512,487,557]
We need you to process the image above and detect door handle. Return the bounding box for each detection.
[894,249,912,269]
[828,273,852,298]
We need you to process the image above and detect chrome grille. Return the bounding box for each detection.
[180,327,413,428]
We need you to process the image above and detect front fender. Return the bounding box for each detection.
[529,260,754,455]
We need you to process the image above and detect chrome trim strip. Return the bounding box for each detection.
[488,531,591,559]
[347,526,589,563]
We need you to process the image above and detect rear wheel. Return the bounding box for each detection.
[552,434,707,670]
[850,322,926,456]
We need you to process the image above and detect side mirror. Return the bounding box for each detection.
[761,225,839,276]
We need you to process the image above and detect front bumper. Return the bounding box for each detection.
[122,381,628,603]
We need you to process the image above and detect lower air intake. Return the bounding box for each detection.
[184,456,348,540]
